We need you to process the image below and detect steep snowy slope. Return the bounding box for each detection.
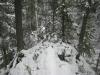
[8,41,95,75]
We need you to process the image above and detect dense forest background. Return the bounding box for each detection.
[0,0,100,75]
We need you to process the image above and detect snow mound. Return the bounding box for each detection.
[9,41,95,75]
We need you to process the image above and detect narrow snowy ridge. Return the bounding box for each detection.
[9,41,95,75]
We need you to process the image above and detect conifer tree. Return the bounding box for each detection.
[56,0,73,42]
[77,0,98,56]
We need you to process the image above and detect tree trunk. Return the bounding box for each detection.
[30,0,36,31]
[52,9,55,32]
[78,7,90,54]
[62,12,65,42]
[96,53,100,73]
[35,0,38,28]
[15,0,24,51]
[61,0,65,42]
[52,0,56,32]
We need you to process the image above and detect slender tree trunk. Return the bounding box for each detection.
[51,0,58,33]
[62,12,65,42]
[35,0,38,28]
[78,0,92,55]
[78,7,90,54]
[2,47,7,67]
[61,0,65,42]
[52,0,56,32]
[30,0,36,31]
[15,0,24,51]
[96,53,100,73]
[52,10,55,32]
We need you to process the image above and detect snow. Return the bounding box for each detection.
[73,23,78,27]
[8,41,95,75]
[0,68,6,75]
[6,14,15,17]
[85,2,90,8]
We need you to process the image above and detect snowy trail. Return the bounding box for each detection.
[45,46,77,75]
[46,47,57,75]
[8,41,95,75]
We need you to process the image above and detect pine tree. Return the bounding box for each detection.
[56,0,73,42]
[50,0,58,32]
[77,0,98,56]
[78,6,90,55]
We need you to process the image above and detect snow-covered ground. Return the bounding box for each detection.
[3,41,95,75]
